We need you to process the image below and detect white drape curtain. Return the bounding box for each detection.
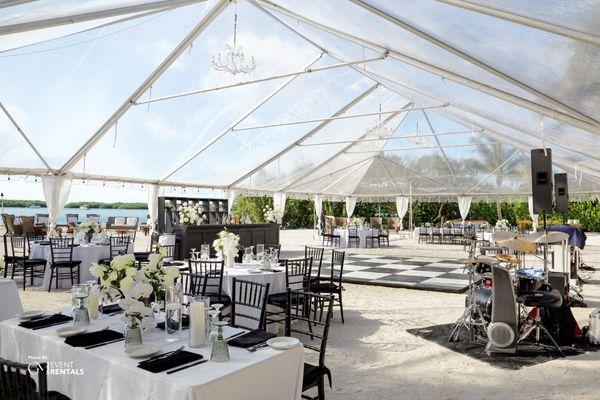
[395,196,409,230]
[227,190,237,214]
[41,175,71,234]
[147,184,159,235]
[313,195,323,228]
[528,195,539,231]
[273,192,286,224]
[458,196,472,222]
[345,196,357,222]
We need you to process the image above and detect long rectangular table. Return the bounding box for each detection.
[0,278,22,322]
[0,311,304,399]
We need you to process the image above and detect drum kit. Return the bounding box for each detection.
[449,230,571,356]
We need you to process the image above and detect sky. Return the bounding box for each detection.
[0,0,597,202]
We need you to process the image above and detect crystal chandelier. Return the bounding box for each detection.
[212,11,256,75]
[365,104,394,139]
[406,121,428,145]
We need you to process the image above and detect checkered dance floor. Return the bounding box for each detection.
[334,254,469,293]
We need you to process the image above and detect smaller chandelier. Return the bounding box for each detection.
[212,12,256,75]
[406,121,428,145]
[365,104,394,139]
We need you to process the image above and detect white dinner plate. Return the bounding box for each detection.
[17,310,45,320]
[125,345,161,359]
[248,269,263,274]
[56,326,87,338]
[267,337,300,350]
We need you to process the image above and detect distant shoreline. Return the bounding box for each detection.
[0,200,147,210]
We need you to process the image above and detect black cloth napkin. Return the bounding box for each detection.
[19,313,73,330]
[227,329,276,348]
[156,314,189,330]
[36,241,50,246]
[65,329,123,347]
[138,351,203,373]
[101,304,122,315]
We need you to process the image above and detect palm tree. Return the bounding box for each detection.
[469,137,527,220]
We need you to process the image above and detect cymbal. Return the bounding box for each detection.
[498,237,537,253]
[491,231,520,242]
[532,231,570,244]
[495,254,522,265]
[463,256,499,265]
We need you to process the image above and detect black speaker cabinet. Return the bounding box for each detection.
[530,149,553,214]
[554,173,569,215]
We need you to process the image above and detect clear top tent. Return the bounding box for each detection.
[1,0,599,202]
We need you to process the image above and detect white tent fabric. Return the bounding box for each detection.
[41,175,71,231]
[528,195,539,231]
[147,184,159,234]
[227,189,237,214]
[0,0,598,200]
[458,196,472,222]
[345,196,357,222]
[273,192,286,223]
[313,194,323,226]
[395,196,409,230]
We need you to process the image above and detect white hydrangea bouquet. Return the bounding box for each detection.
[350,217,363,226]
[263,204,283,224]
[78,218,101,235]
[178,202,201,225]
[495,219,509,230]
[213,229,240,267]
[90,254,138,302]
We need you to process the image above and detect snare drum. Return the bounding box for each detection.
[474,286,493,320]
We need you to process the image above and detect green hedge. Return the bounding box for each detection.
[231,196,600,232]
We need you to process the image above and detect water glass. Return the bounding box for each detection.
[71,284,90,327]
[190,248,197,260]
[165,283,183,340]
[256,243,265,257]
[200,244,210,260]
[210,321,230,362]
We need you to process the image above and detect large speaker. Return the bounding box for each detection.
[554,173,569,215]
[486,265,518,355]
[530,149,553,214]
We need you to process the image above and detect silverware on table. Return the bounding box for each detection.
[247,342,269,352]
[165,359,208,374]
[139,346,185,364]
[225,331,247,342]
[84,338,124,349]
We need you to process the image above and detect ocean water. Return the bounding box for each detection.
[0,207,149,225]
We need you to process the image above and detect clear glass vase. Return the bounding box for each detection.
[165,283,183,341]
[210,321,230,362]
[124,312,143,350]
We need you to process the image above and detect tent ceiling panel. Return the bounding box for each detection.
[0,3,211,168]
[0,103,48,169]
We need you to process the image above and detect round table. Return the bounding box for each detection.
[0,278,23,322]
[334,227,375,248]
[29,243,132,290]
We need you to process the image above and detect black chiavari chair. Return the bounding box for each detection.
[10,235,46,290]
[305,246,324,284]
[186,260,230,306]
[48,237,81,291]
[99,234,131,265]
[311,249,346,323]
[230,278,270,331]
[0,357,71,400]
[266,257,312,326]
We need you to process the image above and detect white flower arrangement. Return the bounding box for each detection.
[350,217,363,226]
[213,229,240,253]
[77,218,101,235]
[424,222,432,228]
[495,219,509,230]
[90,254,137,302]
[263,204,283,224]
[140,249,181,301]
[178,202,202,226]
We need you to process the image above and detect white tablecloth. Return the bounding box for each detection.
[334,228,375,248]
[29,243,133,290]
[0,278,22,322]
[0,311,304,400]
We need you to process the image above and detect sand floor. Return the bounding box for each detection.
[5,228,600,400]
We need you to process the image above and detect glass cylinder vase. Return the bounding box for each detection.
[165,283,183,341]
[124,312,143,349]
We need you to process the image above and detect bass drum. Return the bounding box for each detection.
[474,286,494,321]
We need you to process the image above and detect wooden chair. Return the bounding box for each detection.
[10,235,46,290]
[99,235,131,265]
[365,228,380,248]
[387,217,400,233]
[305,246,324,283]
[312,249,345,323]
[0,357,70,400]
[266,257,313,326]
[347,226,360,248]
[19,216,35,235]
[186,260,230,306]
[230,278,270,331]
[48,237,81,291]
[285,290,334,400]
[379,225,390,247]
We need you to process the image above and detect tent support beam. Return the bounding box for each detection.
[280,102,413,191]
[465,149,522,194]
[0,0,206,36]
[0,102,51,170]
[320,157,376,193]
[230,104,447,132]
[350,0,597,125]
[227,83,379,187]
[435,0,600,46]
[421,109,459,187]
[252,0,600,132]
[297,129,479,147]
[58,0,229,174]
[361,67,600,164]
[133,55,386,105]
[160,53,324,182]
[346,141,504,153]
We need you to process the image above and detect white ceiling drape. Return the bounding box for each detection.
[273,192,287,224]
[147,184,159,235]
[528,195,539,231]
[41,175,71,232]
[458,196,472,222]
[345,196,357,222]
[395,196,409,230]
[227,189,237,214]
[313,194,323,223]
